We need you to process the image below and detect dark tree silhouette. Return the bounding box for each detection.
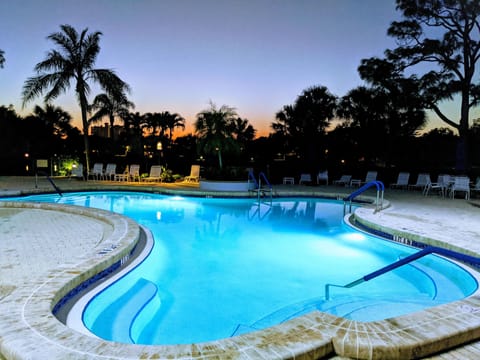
[194,102,238,170]
[21,24,131,172]
[359,0,480,171]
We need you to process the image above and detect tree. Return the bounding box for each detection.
[272,86,337,169]
[21,24,130,173]
[122,111,146,159]
[0,49,5,68]
[89,92,134,140]
[194,102,238,170]
[337,84,426,167]
[32,103,72,138]
[359,0,480,171]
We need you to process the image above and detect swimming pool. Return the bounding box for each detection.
[9,191,478,345]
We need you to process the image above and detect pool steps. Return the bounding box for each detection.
[88,278,158,343]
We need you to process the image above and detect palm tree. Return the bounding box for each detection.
[0,49,5,68]
[32,103,72,138]
[21,24,130,173]
[194,102,238,170]
[89,92,134,140]
[164,112,185,141]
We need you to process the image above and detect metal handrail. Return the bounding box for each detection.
[344,180,384,214]
[325,245,480,300]
[36,171,63,196]
[248,170,273,202]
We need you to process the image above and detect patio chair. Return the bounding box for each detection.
[390,172,410,189]
[351,171,377,187]
[128,164,141,182]
[115,165,129,182]
[408,173,431,192]
[450,176,470,200]
[184,165,200,182]
[103,163,117,181]
[88,163,104,180]
[471,177,480,197]
[333,175,352,187]
[317,170,328,185]
[142,165,162,182]
[424,174,451,197]
[299,173,312,185]
[70,164,84,180]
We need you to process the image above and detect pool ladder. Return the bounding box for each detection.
[324,246,480,300]
[248,170,273,203]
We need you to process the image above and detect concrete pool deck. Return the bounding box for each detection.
[1,176,480,359]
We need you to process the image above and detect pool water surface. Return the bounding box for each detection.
[10,192,478,345]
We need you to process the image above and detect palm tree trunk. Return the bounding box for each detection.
[218,150,223,170]
[79,91,91,175]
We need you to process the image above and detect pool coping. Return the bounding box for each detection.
[2,189,480,359]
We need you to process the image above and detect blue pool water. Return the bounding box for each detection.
[6,192,478,345]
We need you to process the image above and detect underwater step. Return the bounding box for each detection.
[90,278,158,343]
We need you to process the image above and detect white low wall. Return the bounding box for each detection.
[199,180,255,191]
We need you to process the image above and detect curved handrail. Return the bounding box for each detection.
[248,169,259,189]
[344,180,384,201]
[325,245,480,300]
[344,180,384,214]
[37,170,63,196]
[259,171,272,189]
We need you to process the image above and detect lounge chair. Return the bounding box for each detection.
[70,164,84,180]
[299,173,312,185]
[351,171,377,187]
[424,174,451,197]
[390,172,410,189]
[408,173,431,192]
[88,163,104,180]
[103,163,117,181]
[115,165,130,182]
[333,175,352,186]
[471,177,480,197]
[184,165,200,182]
[142,165,162,182]
[128,164,141,182]
[450,176,470,200]
[317,170,328,185]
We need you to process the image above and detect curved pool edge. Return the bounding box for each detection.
[2,195,480,359]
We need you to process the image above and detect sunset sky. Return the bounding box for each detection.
[0,0,466,137]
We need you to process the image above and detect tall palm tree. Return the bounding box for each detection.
[21,24,130,172]
[0,49,5,68]
[89,92,134,140]
[194,102,238,169]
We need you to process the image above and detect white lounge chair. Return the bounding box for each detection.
[333,175,352,186]
[390,172,410,189]
[317,170,328,185]
[103,163,117,181]
[450,176,470,200]
[70,164,84,180]
[424,174,451,197]
[471,177,480,197]
[408,173,431,192]
[88,163,104,180]
[142,165,162,182]
[184,165,200,182]
[128,164,141,182]
[299,173,312,185]
[351,171,377,187]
